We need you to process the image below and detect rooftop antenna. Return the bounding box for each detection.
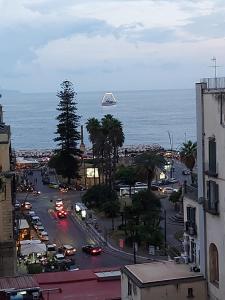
[209,56,221,79]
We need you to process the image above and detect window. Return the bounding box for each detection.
[209,243,219,286]
[187,207,196,224]
[206,181,219,214]
[185,207,197,236]
[187,288,194,298]
[208,137,217,176]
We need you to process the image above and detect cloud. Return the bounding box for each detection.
[0,0,225,91]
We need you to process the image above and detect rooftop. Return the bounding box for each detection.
[0,275,39,291]
[35,267,121,300]
[123,261,204,287]
[201,77,225,90]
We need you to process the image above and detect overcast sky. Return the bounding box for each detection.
[1,0,225,92]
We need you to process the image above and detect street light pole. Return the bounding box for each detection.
[133,240,137,264]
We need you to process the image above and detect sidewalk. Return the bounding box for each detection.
[81,198,184,259]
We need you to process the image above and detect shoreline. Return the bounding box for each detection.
[15,143,176,159]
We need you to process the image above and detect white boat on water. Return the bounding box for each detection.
[102,92,117,106]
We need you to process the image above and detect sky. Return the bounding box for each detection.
[1,0,225,92]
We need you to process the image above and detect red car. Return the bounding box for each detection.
[82,244,102,255]
[57,210,67,218]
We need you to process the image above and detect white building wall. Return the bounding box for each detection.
[201,89,225,300]
[183,196,200,266]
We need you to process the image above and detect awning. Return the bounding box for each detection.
[21,243,46,256]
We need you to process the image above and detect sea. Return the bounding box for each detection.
[0,89,196,151]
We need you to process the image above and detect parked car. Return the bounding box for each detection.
[30,216,41,225]
[46,244,57,257]
[36,225,45,234]
[57,210,67,218]
[82,244,102,255]
[54,253,65,262]
[182,169,190,175]
[62,245,76,256]
[160,187,174,195]
[39,231,49,242]
[21,202,32,210]
[33,221,43,230]
[49,182,59,189]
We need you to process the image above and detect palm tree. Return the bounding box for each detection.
[116,165,137,197]
[86,118,104,183]
[180,140,197,184]
[135,150,166,190]
[102,114,125,187]
[87,115,125,188]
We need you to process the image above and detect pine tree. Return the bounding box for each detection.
[49,81,81,183]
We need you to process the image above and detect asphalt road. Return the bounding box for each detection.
[16,170,137,270]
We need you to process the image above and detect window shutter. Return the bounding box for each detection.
[207,181,210,201]
[190,207,196,224]
[209,138,216,174]
[187,207,191,221]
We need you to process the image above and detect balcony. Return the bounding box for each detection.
[204,162,218,178]
[204,200,219,215]
[185,221,197,236]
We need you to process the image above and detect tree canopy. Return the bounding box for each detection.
[49,81,81,183]
[86,114,125,187]
[180,140,197,184]
[135,150,166,189]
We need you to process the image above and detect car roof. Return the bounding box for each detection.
[55,253,65,258]
[63,244,74,249]
[41,231,48,235]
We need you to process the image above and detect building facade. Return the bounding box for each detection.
[0,104,16,276]
[121,261,206,300]
[182,184,200,269]
[195,78,225,300]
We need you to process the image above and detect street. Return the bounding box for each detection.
[16,170,140,270]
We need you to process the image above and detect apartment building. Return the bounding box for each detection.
[0,104,16,276]
[121,261,206,300]
[194,78,225,300]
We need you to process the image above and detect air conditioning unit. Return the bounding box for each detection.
[174,256,181,264]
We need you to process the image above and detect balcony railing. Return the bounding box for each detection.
[185,221,197,236]
[204,200,219,215]
[204,162,218,178]
[201,77,225,89]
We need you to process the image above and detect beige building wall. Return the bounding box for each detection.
[0,111,16,276]
[121,271,207,300]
